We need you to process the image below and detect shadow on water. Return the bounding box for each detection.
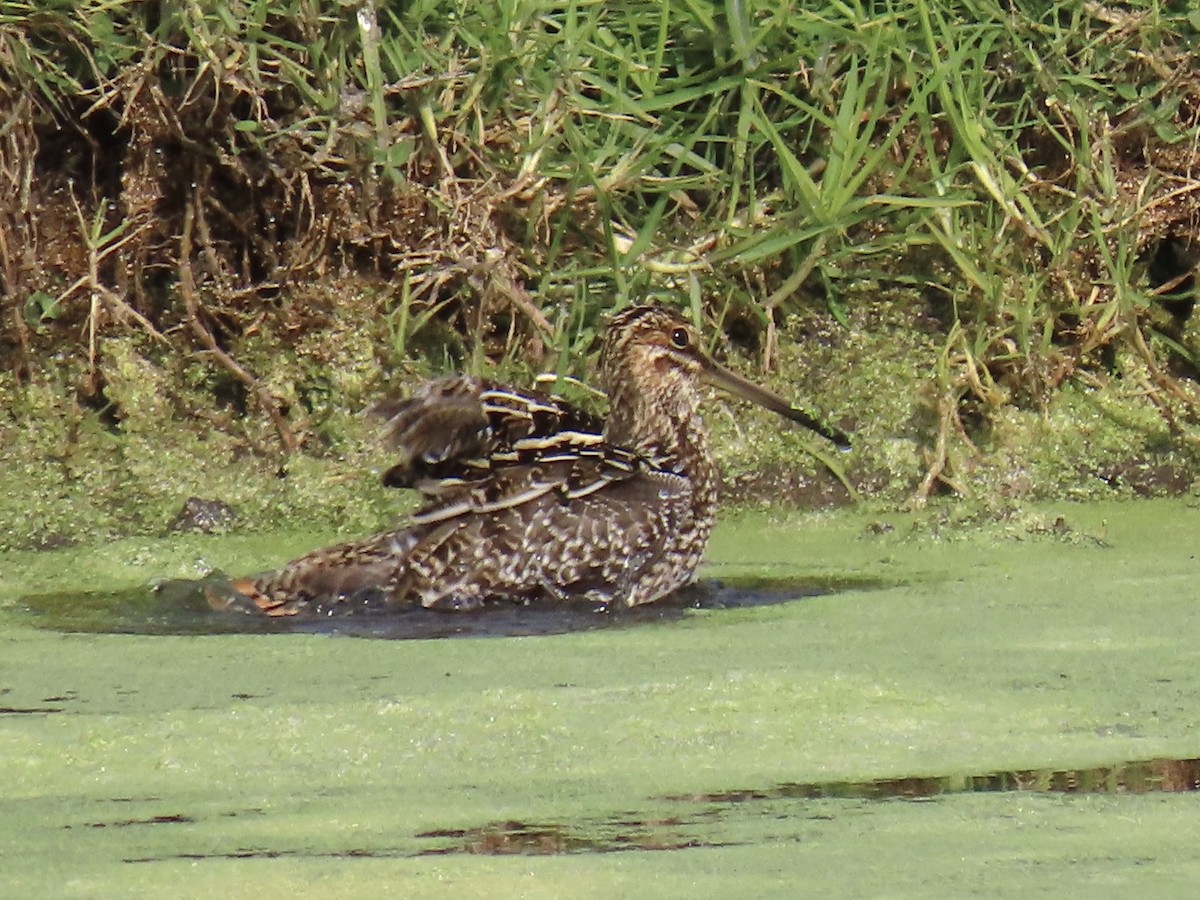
[13,574,880,640]
[114,756,1200,863]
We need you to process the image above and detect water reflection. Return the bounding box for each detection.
[415,756,1200,856]
[109,756,1200,864]
[416,818,727,855]
[14,574,875,640]
[673,756,1200,803]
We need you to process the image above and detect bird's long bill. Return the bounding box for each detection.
[701,357,852,450]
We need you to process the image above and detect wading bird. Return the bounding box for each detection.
[209,305,849,616]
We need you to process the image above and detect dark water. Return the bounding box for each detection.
[109,755,1200,863]
[14,574,878,640]
[672,756,1200,802]
[414,756,1200,856]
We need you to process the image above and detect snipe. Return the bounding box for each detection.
[210,305,850,616]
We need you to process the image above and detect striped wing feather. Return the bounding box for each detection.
[371,375,670,518]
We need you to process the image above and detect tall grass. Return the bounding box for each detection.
[1,0,1198,458]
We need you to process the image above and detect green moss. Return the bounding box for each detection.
[4,500,1200,895]
[3,280,1192,552]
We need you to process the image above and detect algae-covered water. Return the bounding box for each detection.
[3,500,1200,897]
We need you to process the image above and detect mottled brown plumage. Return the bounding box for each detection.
[210,305,849,616]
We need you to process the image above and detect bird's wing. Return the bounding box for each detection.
[370,375,610,498]
[403,434,682,525]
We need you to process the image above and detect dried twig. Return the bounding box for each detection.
[1128,318,1200,422]
[62,190,167,372]
[179,194,298,453]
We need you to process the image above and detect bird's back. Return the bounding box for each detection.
[231,374,699,615]
[212,304,843,617]
[371,374,657,512]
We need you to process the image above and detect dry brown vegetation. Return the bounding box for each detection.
[2,1,1200,508]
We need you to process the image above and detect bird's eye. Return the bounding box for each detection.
[669,327,690,349]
